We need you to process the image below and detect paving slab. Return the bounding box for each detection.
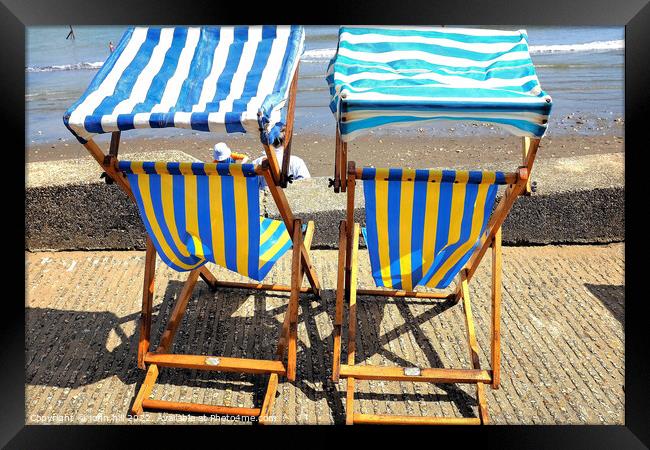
[25,243,624,425]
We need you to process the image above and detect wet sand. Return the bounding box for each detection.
[28,132,624,177]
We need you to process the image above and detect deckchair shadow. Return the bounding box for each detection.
[25,280,261,391]
[289,288,476,424]
[26,307,144,389]
[345,294,477,420]
[287,288,346,422]
[584,283,624,326]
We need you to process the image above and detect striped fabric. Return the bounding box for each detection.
[327,26,552,141]
[360,167,508,290]
[119,161,293,281]
[64,26,304,143]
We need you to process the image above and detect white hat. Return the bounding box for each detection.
[213,142,232,161]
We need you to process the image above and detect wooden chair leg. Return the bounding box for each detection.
[286,219,303,382]
[138,237,156,370]
[345,377,356,425]
[131,364,159,416]
[491,227,502,389]
[460,270,489,424]
[277,220,315,358]
[259,373,279,425]
[156,269,200,353]
[476,382,489,425]
[332,221,347,382]
[345,223,361,424]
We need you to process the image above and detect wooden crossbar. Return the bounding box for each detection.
[338,365,492,384]
[142,399,261,417]
[144,353,287,375]
[353,414,481,425]
[357,288,455,300]
[210,280,310,294]
[200,276,313,294]
[353,167,519,184]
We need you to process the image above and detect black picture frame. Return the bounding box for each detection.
[5,0,648,447]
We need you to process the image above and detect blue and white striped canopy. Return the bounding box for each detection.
[327,26,552,141]
[64,26,304,143]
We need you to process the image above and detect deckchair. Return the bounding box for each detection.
[327,26,552,424]
[63,25,321,420]
[117,159,317,420]
[333,162,528,425]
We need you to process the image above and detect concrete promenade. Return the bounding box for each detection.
[26,243,624,425]
[25,151,624,251]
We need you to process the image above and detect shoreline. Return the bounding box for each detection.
[27,133,624,177]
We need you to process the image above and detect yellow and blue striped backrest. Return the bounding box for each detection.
[119,161,292,281]
[360,167,508,290]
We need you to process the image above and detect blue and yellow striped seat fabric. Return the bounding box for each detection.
[118,161,293,281]
[360,167,508,290]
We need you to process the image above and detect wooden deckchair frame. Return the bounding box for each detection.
[332,126,538,195]
[129,213,314,422]
[76,66,322,422]
[332,137,540,425]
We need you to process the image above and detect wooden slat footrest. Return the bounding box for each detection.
[353,413,481,425]
[357,288,455,299]
[142,399,261,417]
[144,353,287,375]
[339,364,492,384]
[210,279,313,294]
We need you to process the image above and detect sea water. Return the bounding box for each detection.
[26,25,624,147]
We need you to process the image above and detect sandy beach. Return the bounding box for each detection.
[28,130,624,177]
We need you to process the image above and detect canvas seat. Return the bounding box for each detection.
[121,161,295,279]
[359,168,505,290]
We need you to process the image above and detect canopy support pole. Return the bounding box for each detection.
[109,131,121,157]
[83,138,134,200]
[279,63,300,188]
[522,136,535,194]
